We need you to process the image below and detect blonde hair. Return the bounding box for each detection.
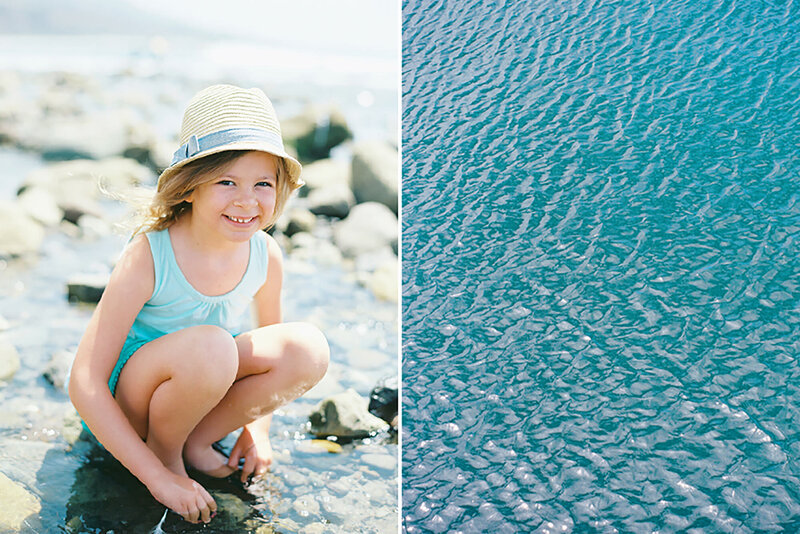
[134,150,292,235]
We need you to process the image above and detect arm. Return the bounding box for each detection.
[228,233,283,480]
[68,234,215,523]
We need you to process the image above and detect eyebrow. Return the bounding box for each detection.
[221,174,277,180]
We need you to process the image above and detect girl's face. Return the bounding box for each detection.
[186,151,278,242]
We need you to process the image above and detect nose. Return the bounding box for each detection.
[233,188,258,209]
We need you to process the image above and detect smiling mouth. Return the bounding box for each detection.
[225,215,256,224]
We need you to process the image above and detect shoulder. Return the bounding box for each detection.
[107,233,155,300]
[263,232,283,264]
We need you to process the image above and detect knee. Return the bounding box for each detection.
[285,323,329,386]
[179,325,238,390]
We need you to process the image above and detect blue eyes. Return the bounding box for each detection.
[216,180,274,188]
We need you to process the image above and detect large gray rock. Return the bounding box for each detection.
[0,472,40,531]
[0,338,21,381]
[308,184,355,219]
[299,158,351,194]
[282,105,352,161]
[332,202,398,258]
[351,141,398,214]
[11,110,132,160]
[309,389,389,438]
[0,200,45,257]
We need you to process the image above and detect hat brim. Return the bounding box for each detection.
[157,141,303,191]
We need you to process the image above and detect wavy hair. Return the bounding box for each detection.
[133,150,292,235]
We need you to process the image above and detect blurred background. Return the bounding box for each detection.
[0,1,400,532]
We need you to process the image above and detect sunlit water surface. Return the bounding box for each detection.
[402,0,800,532]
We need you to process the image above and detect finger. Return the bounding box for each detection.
[253,459,268,479]
[229,441,244,467]
[198,485,217,514]
[241,453,256,483]
[198,495,211,524]
[185,506,200,524]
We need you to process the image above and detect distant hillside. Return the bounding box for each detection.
[0,0,203,36]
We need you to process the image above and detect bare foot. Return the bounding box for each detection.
[183,444,236,478]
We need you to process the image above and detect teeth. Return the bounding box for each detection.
[228,216,254,223]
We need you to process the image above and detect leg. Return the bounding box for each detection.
[113,325,239,476]
[183,322,329,472]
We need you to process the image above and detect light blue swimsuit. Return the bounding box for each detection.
[108,228,269,394]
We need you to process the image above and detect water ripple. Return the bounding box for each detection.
[403,0,800,531]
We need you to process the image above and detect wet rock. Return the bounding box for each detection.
[282,207,317,237]
[44,349,74,391]
[283,105,352,161]
[0,339,21,381]
[332,202,398,258]
[67,274,108,303]
[62,407,83,446]
[360,452,397,471]
[0,200,45,257]
[309,388,389,438]
[16,186,64,227]
[368,376,398,425]
[299,158,351,194]
[351,141,398,214]
[0,472,41,530]
[308,184,355,219]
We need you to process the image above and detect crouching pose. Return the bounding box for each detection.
[69,85,329,524]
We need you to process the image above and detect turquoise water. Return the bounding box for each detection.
[401,0,800,532]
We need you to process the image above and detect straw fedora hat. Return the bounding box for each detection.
[157,84,303,191]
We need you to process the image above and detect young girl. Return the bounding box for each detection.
[68,84,330,525]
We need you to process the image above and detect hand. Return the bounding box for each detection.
[228,425,273,483]
[147,470,217,524]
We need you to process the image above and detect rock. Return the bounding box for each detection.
[67,274,108,303]
[368,376,398,425]
[0,472,41,531]
[299,158,351,194]
[307,184,355,219]
[0,200,46,257]
[360,453,397,471]
[283,105,352,161]
[309,389,389,438]
[366,259,398,302]
[282,207,317,237]
[289,232,344,266]
[16,186,64,227]
[351,141,398,214]
[44,350,74,391]
[12,110,131,160]
[332,202,398,258]
[62,408,83,445]
[20,158,152,222]
[0,339,21,381]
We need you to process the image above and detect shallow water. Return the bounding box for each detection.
[401,0,800,531]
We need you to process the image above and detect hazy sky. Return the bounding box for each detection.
[122,0,399,56]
